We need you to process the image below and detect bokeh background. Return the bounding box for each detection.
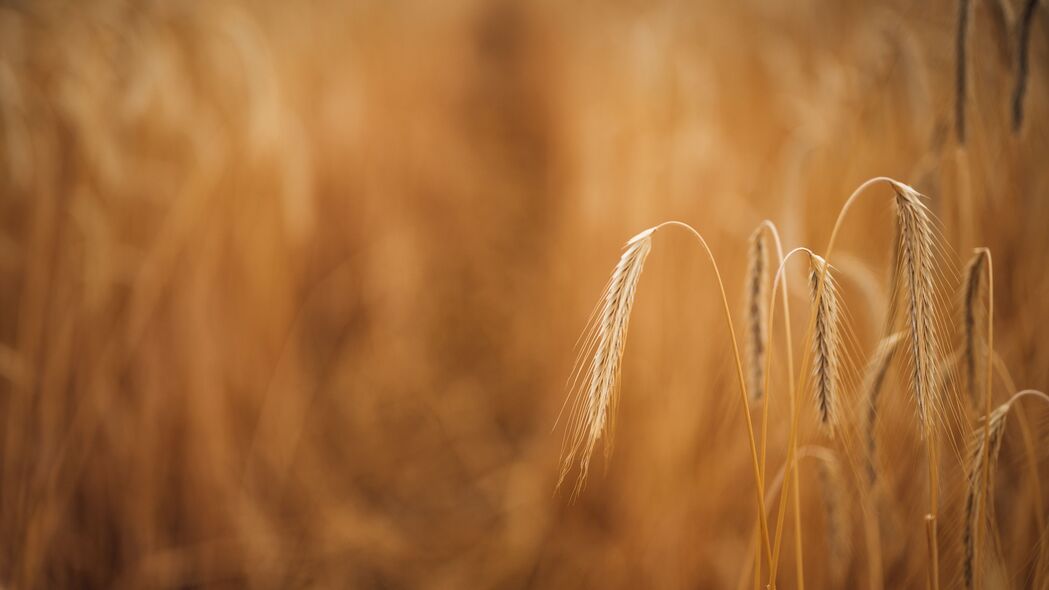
[1,0,1047,587]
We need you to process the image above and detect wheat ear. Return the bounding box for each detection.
[893,183,940,432]
[558,228,653,494]
[964,390,1049,588]
[955,0,972,143]
[808,254,841,430]
[746,227,770,402]
[1012,0,1039,132]
[893,181,944,589]
[963,249,989,406]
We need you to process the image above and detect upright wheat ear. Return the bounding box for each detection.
[892,182,940,432]
[745,227,770,402]
[558,228,654,493]
[809,255,841,429]
[963,250,989,406]
[963,401,1010,589]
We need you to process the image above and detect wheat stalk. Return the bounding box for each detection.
[558,227,654,494]
[746,227,770,402]
[808,255,841,430]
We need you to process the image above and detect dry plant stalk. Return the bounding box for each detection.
[963,250,989,405]
[808,255,841,429]
[558,228,654,493]
[746,228,770,402]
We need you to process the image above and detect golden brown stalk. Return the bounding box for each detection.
[863,332,904,484]
[808,255,840,430]
[963,250,989,405]
[963,401,1010,589]
[558,228,653,494]
[745,227,770,402]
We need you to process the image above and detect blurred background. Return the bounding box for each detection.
[1,0,1047,587]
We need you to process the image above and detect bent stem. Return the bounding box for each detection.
[991,355,1046,585]
[972,389,1049,587]
[973,251,993,590]
[653,221,773,570]
[738,446,837,590]
[769,177,931,589]
[753,222,803,590]
[763,244,822,589]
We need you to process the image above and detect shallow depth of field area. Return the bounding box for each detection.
[1,0,1048,588]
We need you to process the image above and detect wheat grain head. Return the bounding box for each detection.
[892,181,941,433]
[808,254,841,430]
[745,226,770,402]
[963,249,989,407]
[963,401,1010,589]
[558,228,654,494]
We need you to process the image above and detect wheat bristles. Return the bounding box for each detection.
[963,401,1011,589]
[963,250,989,406]
[809,254,840,429]
[745,227,770,402]
[892,181,940,432]
[558,227,654,494]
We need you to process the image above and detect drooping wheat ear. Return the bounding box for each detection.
[808,254,841,430]
[955,0,972,143]
[745,227,770,402]
[863,332,904,484]
[963,249,989,406]
[817,452,853,587]
[1012,0,1039,132]
[892,182,940,432]
[558,228,654,494]
[963,401,1010,589]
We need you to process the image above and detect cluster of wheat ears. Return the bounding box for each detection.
[556,176,1048,589]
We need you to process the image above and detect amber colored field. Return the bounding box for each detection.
[1,0,1048,588]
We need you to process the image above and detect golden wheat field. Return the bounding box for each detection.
[1,0,1048,588]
